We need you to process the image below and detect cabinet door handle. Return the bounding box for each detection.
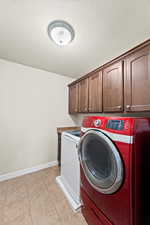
[117,106,122,109]
[126,105,131,110]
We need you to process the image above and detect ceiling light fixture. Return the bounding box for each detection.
[47,20,75,46]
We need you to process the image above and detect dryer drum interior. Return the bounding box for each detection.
[79,130,124,194]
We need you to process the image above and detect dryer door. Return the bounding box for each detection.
[78,130,123,194]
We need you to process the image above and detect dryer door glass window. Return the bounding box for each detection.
[79,130,123,194]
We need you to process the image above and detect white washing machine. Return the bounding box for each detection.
[56,130,81,211]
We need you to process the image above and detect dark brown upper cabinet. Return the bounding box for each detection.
[124,45,150,112]
[69,83,79,114]
[88,71,102,112]
[103,61,124,112]
[78,78,89,113]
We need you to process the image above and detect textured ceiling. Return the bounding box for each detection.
[0,0,149,78]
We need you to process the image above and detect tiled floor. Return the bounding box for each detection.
[0,166,87,225]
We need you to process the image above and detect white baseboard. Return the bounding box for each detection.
[0,161,58,182]
[56,176,81,212]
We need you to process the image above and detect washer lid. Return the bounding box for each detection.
[78,130,124,194]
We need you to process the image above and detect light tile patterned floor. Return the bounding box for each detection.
[0,166,87,225]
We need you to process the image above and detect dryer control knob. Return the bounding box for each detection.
[94,119,101,127]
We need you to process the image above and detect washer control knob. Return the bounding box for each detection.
[94,119,101,127]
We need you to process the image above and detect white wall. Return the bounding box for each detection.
[0,59,75,174]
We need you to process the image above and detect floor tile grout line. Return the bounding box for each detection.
[25,175,34,225]
[27,168,61,225]
[42,168,64,225]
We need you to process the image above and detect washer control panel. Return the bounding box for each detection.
[106,120,124,130]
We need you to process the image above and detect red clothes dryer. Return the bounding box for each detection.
[78,116,150,225]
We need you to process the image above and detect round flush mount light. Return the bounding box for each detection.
[47,20,75,46]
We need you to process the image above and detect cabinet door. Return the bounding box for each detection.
[125,45,150,111]
[69,83,79,114]
[103,61,123,112]
[78,78,89,112]
[89,71,102,112]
